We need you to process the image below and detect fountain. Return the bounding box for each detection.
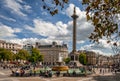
[52,55,69,71]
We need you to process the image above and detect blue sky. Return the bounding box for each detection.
[0,0,119,55]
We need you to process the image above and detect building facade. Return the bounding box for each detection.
[113,54,120,66]
[23,44,33,54]
[78,50,97,65]
[97,55,108,66]
[35,42,68,66]
[0,40,21,54]
[86,51,97,65]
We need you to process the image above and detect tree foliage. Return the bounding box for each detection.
[64,57,70,64]
[0,48,14,61]
[83,0,120,45]
[82,0,120,54]
[79,53,87,65]
[29,48,43,63]
[108,35,120,54]
[16,49,30,60]
[42,0,120,46]
[42,0,69,16]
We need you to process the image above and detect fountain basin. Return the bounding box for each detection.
[52,66,69,71]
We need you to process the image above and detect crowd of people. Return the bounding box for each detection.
[0,62,120,78]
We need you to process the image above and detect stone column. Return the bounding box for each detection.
[71,7,78,53]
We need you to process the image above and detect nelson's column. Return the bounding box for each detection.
[69,7,82,67]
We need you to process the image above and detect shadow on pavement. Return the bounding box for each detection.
[92,73,120,81]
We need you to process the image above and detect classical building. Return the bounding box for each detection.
[35,42,68,66]
[107,56,114,66]
[78,50,97,65]
[78,50,116,66]
[113,54,120,62]
[113,54,120,65]
[0,40,21,54]
[95,54,114,67]
[97,55,108,66]
[85,51,97,65]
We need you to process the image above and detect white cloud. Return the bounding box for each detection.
[80,40,114,55]
[0,23,21,39]
[23,5,32,13]
[3,0,32,16]
[17,0,23,3]
[5,38,32,45]
[4,0,26,16]
[65,4,85,19]
[77,41,85,44]
[26,19,58,36]
[25,19,69,39]
[56,21,68,35]
[65,4,75,18]
[6,38,63,46]
[0,23,16,38]
[0,15,16,22]
[13,28,22,33]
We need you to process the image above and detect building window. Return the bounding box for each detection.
[71,56,74,61]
